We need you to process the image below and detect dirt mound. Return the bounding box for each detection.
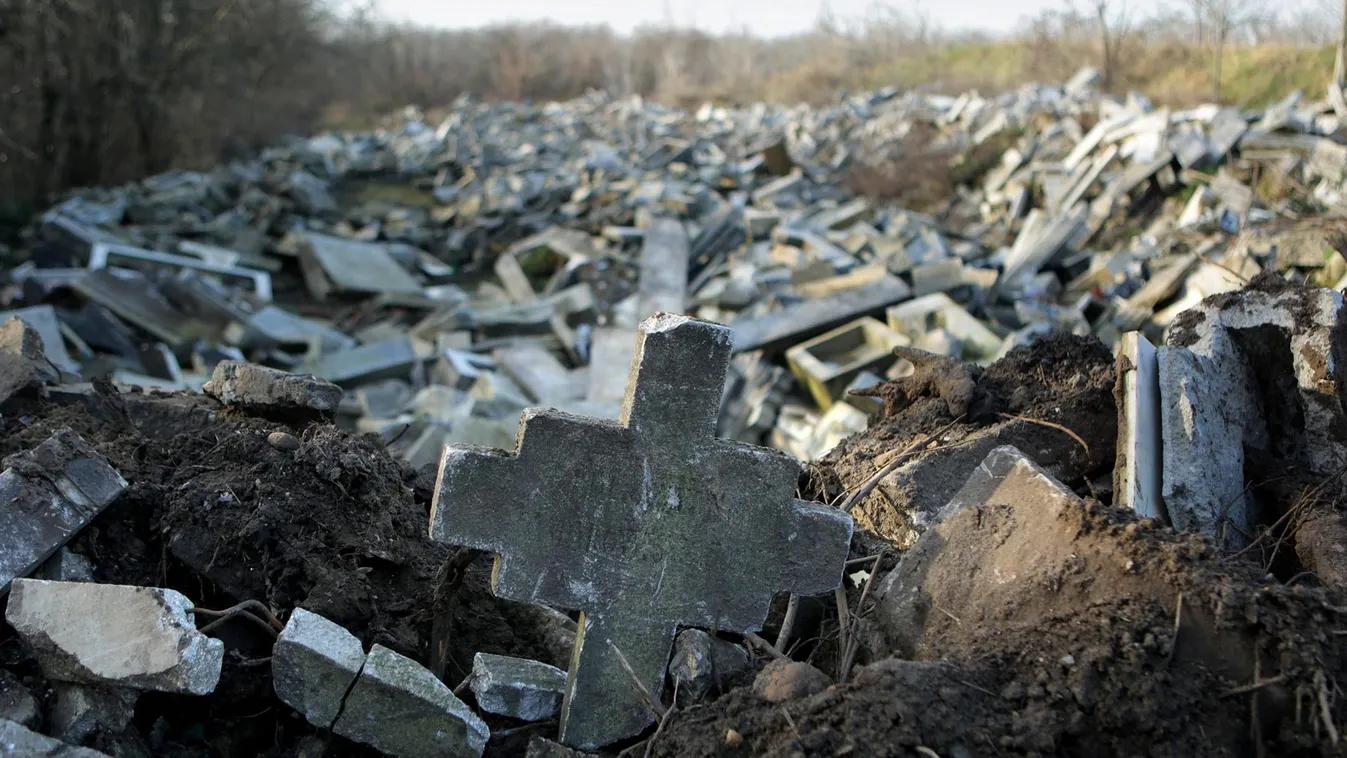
[653,458,1347,758]
[0,385,559,756]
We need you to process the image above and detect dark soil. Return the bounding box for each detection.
[0,383,562,757]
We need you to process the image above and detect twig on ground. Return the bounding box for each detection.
[776,594,800,653]
[1222,676,1287,698]
[644,683,679,758]
[608,640,666,719]
[834,586,851,681]
[1165,592,1184,669]
[780,706,800,739]
[839,418,964,514]
[745,632,787,660]
[190,600,285,638]
[998,413,1091,458]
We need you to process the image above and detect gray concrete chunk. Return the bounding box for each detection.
[272,608,366,729]
[50,684,138,744]
[668,629,751,706]
[638,218,690,317]
[203,360,343,414]
[469,653,567,722]
[0,429,126,594]
[0,672,38,730]
[1159,282,1347,547]
[5,579,223,695]
[731,277,912,354]
[0,718,110,757]
[333,644,488,758]
[431,314,854,749]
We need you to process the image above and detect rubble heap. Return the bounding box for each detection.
[1,68,1347,757]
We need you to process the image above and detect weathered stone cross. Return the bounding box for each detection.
[430,314,853,749]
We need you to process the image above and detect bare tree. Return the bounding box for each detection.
[1086,0,1131,89]
[1203,0,1253,102]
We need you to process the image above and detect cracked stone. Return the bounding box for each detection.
[5,579,223,695]
[50,683,138,743]
[333,645,489,758]
[0,672,38,730]
[668,629,752,706]
[272,608,366,729]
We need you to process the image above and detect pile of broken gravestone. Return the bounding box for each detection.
[1,66,1347,757]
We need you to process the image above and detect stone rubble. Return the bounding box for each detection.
[4,66,1347,757]
[4,579,224,695]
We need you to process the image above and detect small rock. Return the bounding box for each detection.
[202,360,342,415]
[469,653,567,722]
[50,683,138,743]
[0,718,110,757]
[725,728,744,747]
[669,629,752,705]
[333,644,489,758]
[272,608,365,729]
[0,672,38,729]
[267,431,301,451]
[752,660,831,702]
[5,579,223,695]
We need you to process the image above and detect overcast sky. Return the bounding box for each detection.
[369,0,1112,37]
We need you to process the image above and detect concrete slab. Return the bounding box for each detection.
[272,608,366,729]
[299,233,423,298]
[1114,333,1165,522]
[0,429,127,594]
[6,579,223,695]
[333,645,488,758]
[731,277,912,355]
[431,314,853,749]
[637,218,690,317]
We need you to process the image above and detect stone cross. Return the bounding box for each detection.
[430,314,853,750]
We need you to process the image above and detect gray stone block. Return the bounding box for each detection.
[333,645,488,758]
[431,314,854,749]
[39,549,95,583]
[0,429,126,594]
[469,653,567,722]
[1159,283,1347,546]
[0,718,110,757]
[272,608,366,729]
[5,579,223,695]
[203,360,343,414]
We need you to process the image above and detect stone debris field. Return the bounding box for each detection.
[2,67,1347,756]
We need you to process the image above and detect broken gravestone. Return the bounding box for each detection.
[0,317,58,406]
[272,608,489,758]
[5,579,223,695]
[202,360,343,415]
[1158,277,1347,546]
[431,314,854,749]
[0,429,127,594]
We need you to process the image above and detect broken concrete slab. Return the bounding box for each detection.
[5,579,223,695]
[298,232,423,299]
[786,317,906,410]
[272,608,366,730]
[72,268,205,349]
[0,318,57,405]
[0,718,110,757]
[203,361,342,415]
[495,344,584,406]
[0,429,127,594]
[875,446,1090,658]
[731,276,912,355]
[333,644,489,758]
[431,314,853,749]
[0,305,76,372]
[468,653,568,722]
[1159,280,1347,545]
[637,218,690,317]
[313,337,429,386]
[1114,332,1165,522]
